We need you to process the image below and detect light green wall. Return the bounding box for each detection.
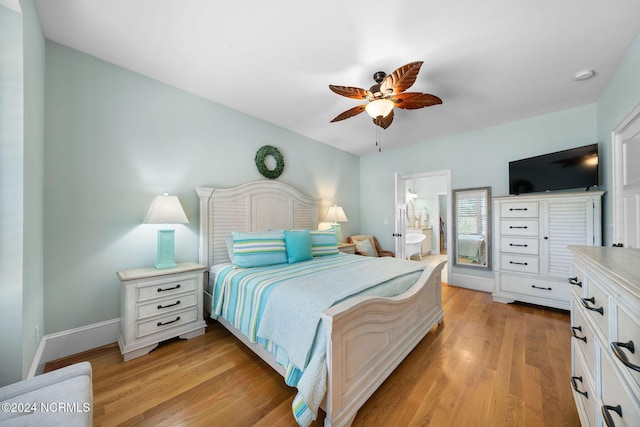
[20,0,45,379]
[0,0,44,385]
[0,5,25,386]
[597,33,640,244]
[44,42,360,334]
[360,104,598,262]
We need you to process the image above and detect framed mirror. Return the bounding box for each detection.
[453,186,491,269]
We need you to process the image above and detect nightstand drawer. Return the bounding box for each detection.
[137,307,198,338]
[137,277,197,302]
[500,219,539,236]
[138,292,197,320]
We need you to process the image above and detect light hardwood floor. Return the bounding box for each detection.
[47,284,579,426]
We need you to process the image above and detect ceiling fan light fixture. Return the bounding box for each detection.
[365,98,394,118]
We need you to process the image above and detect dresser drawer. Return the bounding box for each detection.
[501,254,539,274]
[571,298,596,373]
[500,237,539,255]
[572,346,597,427]
[613,303,640,393]
[500,219,539,236]
[600,347,640,427]
[138,292,198,320]
[500,201,539,218]
[137,276,198,302]
[137,307,198,338]
[581,278,609,340]
[500,274,569,301]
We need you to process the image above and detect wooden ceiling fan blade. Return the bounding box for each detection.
[393,92,443,109]
[380,61,424,94]
[373,110,394,129]
[328,85,371,100]
[330,104,366,122]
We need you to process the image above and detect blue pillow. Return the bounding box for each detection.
[310,230,339,256]
[231,231,287,268]
[284,229,313,264]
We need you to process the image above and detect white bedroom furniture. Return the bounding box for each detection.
[568,246,640,427]
[116,262,207,361]
[493,191,604,310]
[197,180,446,427]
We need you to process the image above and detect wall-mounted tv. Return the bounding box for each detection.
[509,144,599,195]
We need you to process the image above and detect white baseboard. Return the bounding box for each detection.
[28,318,120,377]
[449,272,494,293]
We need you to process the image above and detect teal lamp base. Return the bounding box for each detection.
[155,229,177,269]
[330,223,341,243]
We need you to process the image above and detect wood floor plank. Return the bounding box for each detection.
[46,284,579,426]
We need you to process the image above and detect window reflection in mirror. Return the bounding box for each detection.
[453,187,491,269]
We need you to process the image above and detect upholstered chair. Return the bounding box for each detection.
[348,235,394,257]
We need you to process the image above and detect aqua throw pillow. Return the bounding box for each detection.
[310,230,339,256]
[284,229,313,264]
[231,230,287,268]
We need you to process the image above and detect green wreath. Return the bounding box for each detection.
[255,145,285,179]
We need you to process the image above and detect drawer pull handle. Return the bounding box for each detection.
[601,404,622,427]
[509,226,528,229]
[568,276,582,287]
[510,261,528,266]
[611,340,640,372]
[157,284,181,292]
[157,300,181,310]
[570,326,587,343]
[509,208,528,211]
[580,297,603,315]
[157,316,181,327]
[570,376,588,398]
[509,243,528,247]
[531,285,551,291]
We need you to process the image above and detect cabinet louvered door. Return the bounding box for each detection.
[542,199,596,278]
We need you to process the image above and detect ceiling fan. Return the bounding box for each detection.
[329,61,442,129]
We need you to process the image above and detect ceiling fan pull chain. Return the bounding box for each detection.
[376,127,382,152]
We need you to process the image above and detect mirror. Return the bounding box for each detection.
[453,187,491,269]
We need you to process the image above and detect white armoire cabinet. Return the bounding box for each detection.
[492,191,604,310]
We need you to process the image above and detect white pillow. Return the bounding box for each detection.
[355,238,376,256]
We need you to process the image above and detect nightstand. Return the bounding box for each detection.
[116,262,207,361]
[338,243,356,254]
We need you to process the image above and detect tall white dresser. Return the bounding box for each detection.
[493,191,604,310]
[569,246,640,427]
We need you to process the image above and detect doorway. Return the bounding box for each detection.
[394,170,452,282]
[612,102,640,248]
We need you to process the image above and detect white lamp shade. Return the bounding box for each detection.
[365,99,394,118]
[143,194,189,224]
[324,205,348,223]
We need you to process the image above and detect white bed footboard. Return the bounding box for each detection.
[320,259,446,427]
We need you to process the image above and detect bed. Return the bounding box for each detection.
[197,180,446,427]
[457,234,487,264]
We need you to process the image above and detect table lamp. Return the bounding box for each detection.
[324,205,348,243]
[144,193,189,269]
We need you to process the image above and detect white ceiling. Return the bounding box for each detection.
[34,0,640,156]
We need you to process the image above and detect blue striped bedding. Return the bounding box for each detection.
[212,253,425,426]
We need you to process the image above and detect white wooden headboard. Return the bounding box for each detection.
[196,180,319,268]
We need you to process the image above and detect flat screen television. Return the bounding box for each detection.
[509,144,599,195]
